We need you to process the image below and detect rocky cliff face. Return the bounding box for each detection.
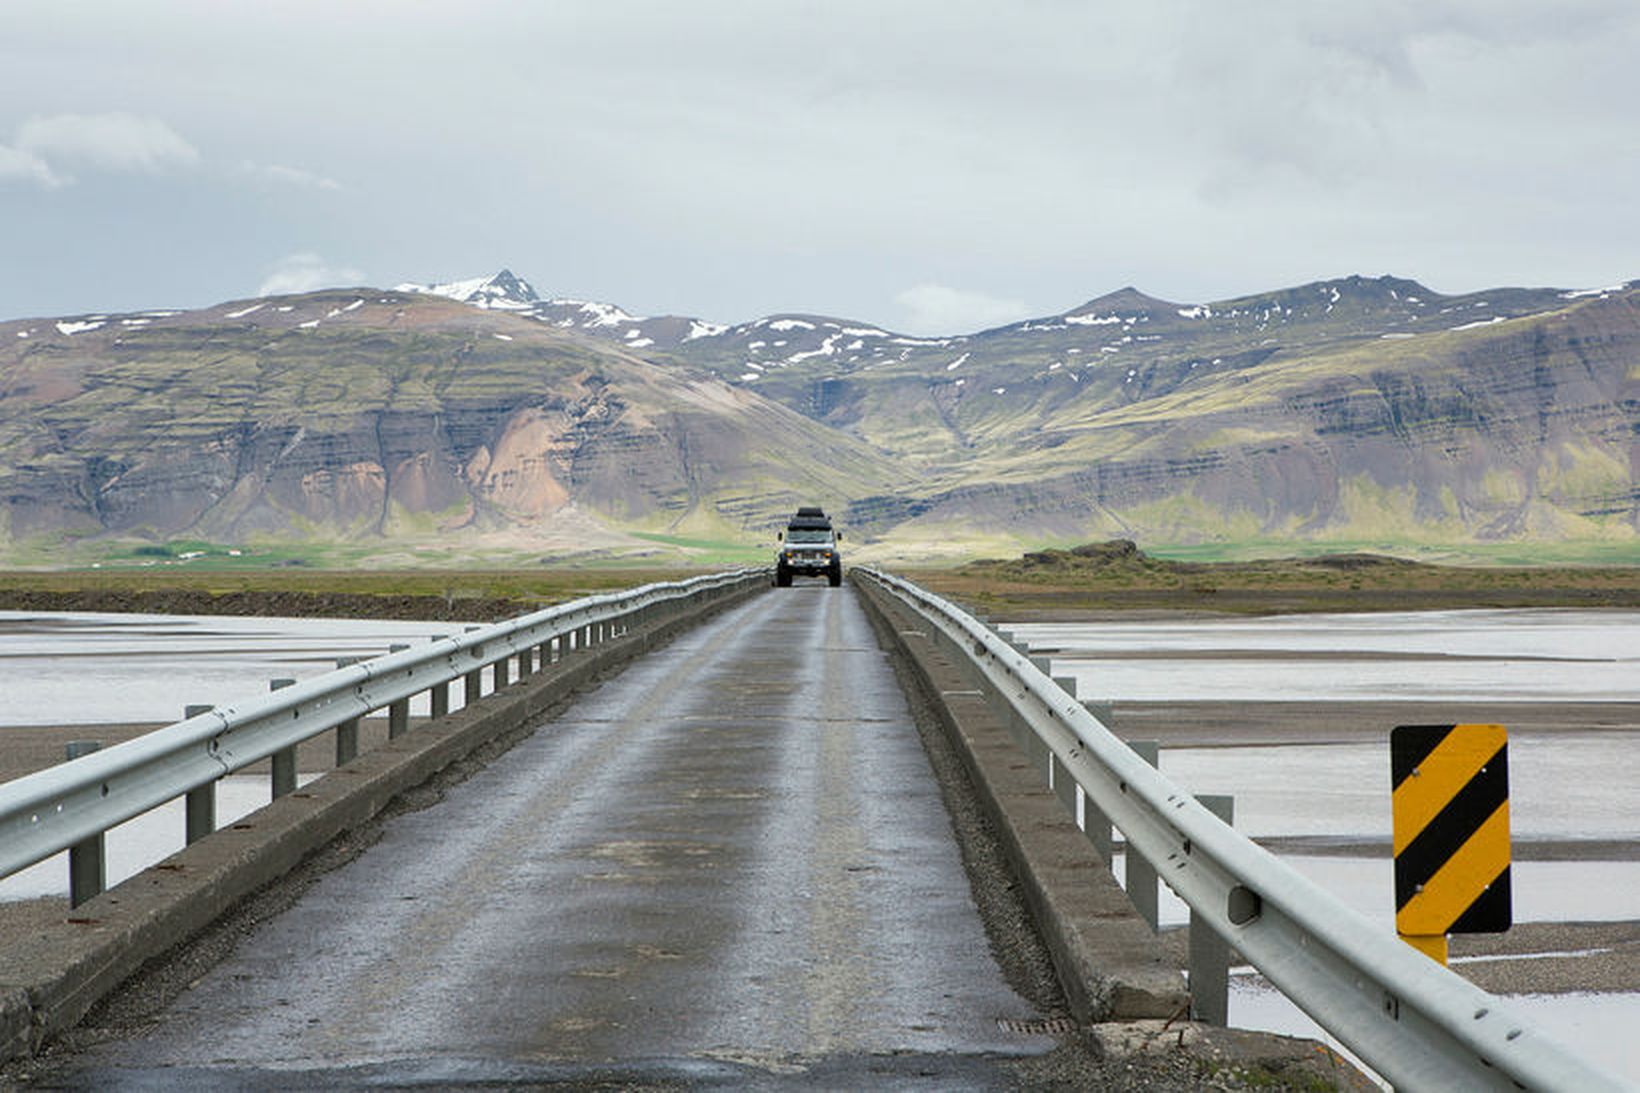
[881,292,1640,546]
[2,276,1636,559]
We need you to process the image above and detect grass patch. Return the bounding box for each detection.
[0,566,729,622]
[627,531,768,564]
[904,539,1640,617]
[1140,538,1640,567]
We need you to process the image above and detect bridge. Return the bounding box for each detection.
[0,573,1626,1089]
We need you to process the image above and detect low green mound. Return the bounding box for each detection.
[924,540,1640,615]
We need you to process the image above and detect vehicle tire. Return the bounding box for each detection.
[776,566,792,587]
[828,564,842,587]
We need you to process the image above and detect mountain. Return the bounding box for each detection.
[2,273,1637,561]
[0,289,905,560]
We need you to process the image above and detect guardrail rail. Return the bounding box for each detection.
[0,568,768,905]
[856,567,1627,1093]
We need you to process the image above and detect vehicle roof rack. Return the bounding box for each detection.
[787,505,833,531]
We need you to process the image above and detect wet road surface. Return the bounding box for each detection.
[47,585,1055,1087]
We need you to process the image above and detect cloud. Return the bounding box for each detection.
[894,284,1033,336]
[258,253,365,296]
[242,161,342,191]
[15,112,199,178]
[0,142,64,188]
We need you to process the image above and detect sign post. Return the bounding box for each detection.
[1390,723,1511,964]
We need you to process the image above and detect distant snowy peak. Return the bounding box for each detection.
[397,269,733,353]
[397,269,541,310]
[392,271,947,373]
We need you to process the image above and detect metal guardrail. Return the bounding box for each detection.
[857,567,1627,1093]
[0,569,768,897]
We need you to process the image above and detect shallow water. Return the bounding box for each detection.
[1158,735,1640,843]
[0,610,462,726]
[1012,608,1640,702]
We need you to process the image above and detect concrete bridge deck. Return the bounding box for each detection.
[30,585,1076,1087]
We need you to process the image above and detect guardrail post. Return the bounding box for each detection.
[518,640,535,678]
[334,659,361,766]
[428,635,450,717]
[431,680,450,718]
[462,629,485,706]
[65,740,105,907]
[1189,793,1236,1025]
[495,653,511,689]
[387,646,410,738]
[1050,674,1082,817]
[1125,739,1161,931]
[269,679,298,797]
[1079,701,1116,862]
[1017,656,1055,775]
[184,704,216,844]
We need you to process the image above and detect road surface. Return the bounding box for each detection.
[44,585,1060,1087]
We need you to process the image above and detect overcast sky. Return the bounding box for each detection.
[3,1,1637,334]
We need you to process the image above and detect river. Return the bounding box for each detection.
[2,605,1635,1079]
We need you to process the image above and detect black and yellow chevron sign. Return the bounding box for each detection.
[1391,724,1511,953]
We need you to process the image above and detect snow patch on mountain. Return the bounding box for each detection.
[1561,283,1631,300]
[558,300,644,328]
[784,332,852,363]
[399,269,541,310]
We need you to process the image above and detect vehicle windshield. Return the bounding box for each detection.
[786,528,832,545]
